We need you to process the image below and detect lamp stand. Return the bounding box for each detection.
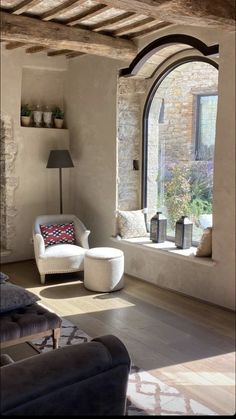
[59,168,63,214]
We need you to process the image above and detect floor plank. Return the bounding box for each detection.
[1,260,235,415]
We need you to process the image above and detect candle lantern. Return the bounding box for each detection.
[175,216,193,249]
[150,211,167,243]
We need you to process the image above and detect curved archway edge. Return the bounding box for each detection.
[120,34,219,78]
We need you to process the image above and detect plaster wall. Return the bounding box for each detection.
[0,48,72,262]
[65,26,235,309]
[65,55,125,246]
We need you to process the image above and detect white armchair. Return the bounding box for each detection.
[33,214,90,284]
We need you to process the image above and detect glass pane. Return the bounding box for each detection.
[146,61,218,243]
[197,95,218,160]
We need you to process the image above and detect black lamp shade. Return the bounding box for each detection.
[46,150,74,168]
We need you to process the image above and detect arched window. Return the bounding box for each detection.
[143,58,218,242]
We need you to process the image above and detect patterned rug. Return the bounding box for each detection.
[32,318,217,416]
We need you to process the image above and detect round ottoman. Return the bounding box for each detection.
[84,247,124,292]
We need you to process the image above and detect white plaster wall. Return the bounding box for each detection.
[0,48,72,262]
[65,55,125,247]
[65,27,235,309]
[22,67,65,111]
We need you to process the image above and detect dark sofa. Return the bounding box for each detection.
[0,335,131,416]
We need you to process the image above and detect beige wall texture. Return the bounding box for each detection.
[64,55,125,246]
[1,48,72,262]
[0,24,235,309]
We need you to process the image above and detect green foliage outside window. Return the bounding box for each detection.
[163,164,213,229]
[164,166,191,229]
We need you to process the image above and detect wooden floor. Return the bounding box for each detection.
[2,260,235,415]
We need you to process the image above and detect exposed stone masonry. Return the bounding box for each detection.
[117,61,218,222]
[147,61,218,217]
[117,78,147,210]
[0,115,18,251]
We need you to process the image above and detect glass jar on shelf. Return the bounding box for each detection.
[33,104,43,128]
[43,106,52,128]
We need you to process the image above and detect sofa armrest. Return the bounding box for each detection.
[33,233,45,259]
[74,218,90,249]
[0,335,131,416]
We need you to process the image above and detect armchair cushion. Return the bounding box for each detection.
[40,223,75,247]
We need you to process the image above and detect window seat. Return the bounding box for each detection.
[110,236,216,267]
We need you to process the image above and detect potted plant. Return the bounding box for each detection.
[21,104,32,127]
[52,107,64,129]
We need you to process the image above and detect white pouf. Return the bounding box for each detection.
[84,247,124,292]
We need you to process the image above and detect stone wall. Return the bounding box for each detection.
[147,61,218,218]
[0,114,18,252]
[117,77,148,210]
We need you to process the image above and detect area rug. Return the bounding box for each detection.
[32,318,217,416]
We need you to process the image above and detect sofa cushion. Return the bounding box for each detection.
[0,282,40,314]
[0,303,61,343]
[40,223,76,247]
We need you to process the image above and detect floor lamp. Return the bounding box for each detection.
[46,150,74,214]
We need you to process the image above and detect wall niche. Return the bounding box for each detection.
[21,67,67,129]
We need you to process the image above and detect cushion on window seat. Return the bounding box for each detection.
[195,227,212,257]
[116,209,148,239]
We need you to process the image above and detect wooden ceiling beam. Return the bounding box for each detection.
[91,11,135,31]
[128,21,174,38]
[41,0,88,22]
[12,0,43,15]
[66,5,110,26]
[66,51,85,58]
[5,41,26,49]
[47,49,72,56]
[25,45,47,53]
[101,0,236,30]
[112,17,154,36]
[0,11,137,61]
[97,12,141,31]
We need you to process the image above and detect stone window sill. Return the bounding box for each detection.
[110,237,216,267]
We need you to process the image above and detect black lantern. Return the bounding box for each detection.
[150,211,167,243]
[175,216,193,249]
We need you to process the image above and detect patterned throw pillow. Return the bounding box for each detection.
[40,223,76,248]
[117,210,148,239]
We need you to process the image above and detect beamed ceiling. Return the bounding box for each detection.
[0,0,235,61]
